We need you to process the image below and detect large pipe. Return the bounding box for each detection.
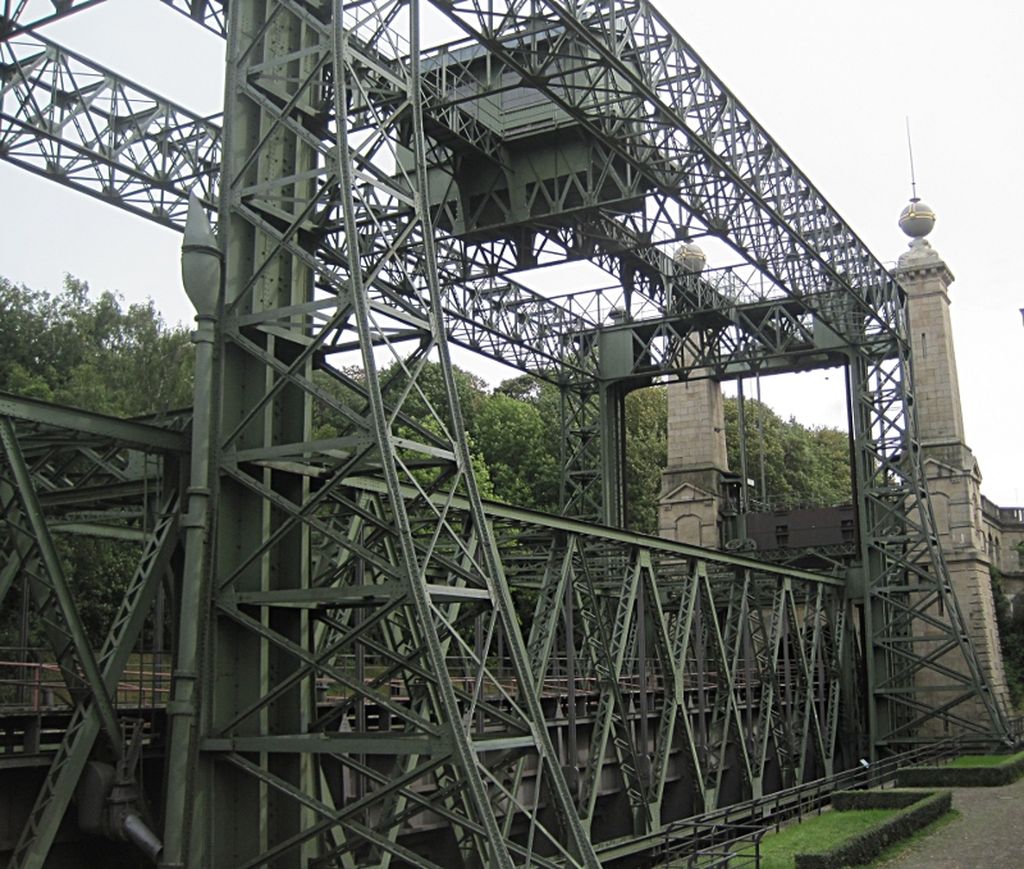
[123,813,163,863]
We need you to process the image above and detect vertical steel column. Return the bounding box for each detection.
[598,381,627,528]
[192,2,317,864]
[596,310,636,528]
[845,356,885,759]
[559,378,604,522]
[164,1,603,864]
[160,200,220,868]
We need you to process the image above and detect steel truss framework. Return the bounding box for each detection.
[0,0,1010,866]
[0,397,855,866]
[0,394,182,868]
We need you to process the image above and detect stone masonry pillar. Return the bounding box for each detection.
[895,223,1010,714]
[659,375,729,548]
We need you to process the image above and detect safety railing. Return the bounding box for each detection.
[0,649,171,712]
[654,739,962,866]
[657,821,765,868]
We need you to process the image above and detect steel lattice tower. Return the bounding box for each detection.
[0,1,1010,866]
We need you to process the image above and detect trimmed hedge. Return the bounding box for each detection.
[831,788,933,811]
[896,752,1024,788]
[793,789,951,869]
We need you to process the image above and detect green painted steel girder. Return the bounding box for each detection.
[0,391,187,454]
[0,2,1011,866]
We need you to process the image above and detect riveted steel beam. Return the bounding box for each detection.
[0,391,187,453]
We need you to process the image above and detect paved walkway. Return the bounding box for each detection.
[876,776,1024,868]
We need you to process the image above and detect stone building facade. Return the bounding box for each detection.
[982,498,1024,613]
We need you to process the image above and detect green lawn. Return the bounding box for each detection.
[664,806,958,869]
[753,809,897,869]
[947,751,1024,768]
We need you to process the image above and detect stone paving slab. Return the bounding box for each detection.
[875,776,1024,868]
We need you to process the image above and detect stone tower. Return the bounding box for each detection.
[659,375,729,548]
[658,243,731,548]
[895,200,1010,711]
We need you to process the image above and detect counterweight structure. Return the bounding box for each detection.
[0,1,1009,866]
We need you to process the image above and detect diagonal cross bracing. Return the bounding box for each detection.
[0,9,856,384]
[0,31,221,225]
[0,1,1013,865]
[429,0,1009,745]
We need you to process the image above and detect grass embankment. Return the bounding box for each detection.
[755,809,897,869]
[743,788,953,868]
[897,750,1024,787]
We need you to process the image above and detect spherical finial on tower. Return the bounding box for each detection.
[674,242,706,275]
[899,199,936,239]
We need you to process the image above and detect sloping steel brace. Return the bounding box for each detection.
[9,493,180,869]
[0,391,187,453]
[0,416,123,749]
[0,0,105,39]
[160,1,599,864]
[427,0,1008,744]
[1,13,1007,863]
[429,0,900,341]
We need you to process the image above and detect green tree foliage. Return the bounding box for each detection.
[624,387,667,534]
[309,360,497,497]
[724,396,851,509]
[61,536,144,647]
[474,393,559,510]
[480,383,851,532]
[0,275,193,415]
[0,276,192,649]
[992,563,1024,709]
[480,382,851,532]
[382,360,489,435]
[0,275,856,647]
[491,375,563,510]
[0,275,855,531]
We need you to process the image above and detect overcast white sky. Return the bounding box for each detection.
[2,0,1022,504]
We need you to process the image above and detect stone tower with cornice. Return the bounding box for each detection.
[895,201,1010,713]
[657,207,1011,720]
[659,374,729,548]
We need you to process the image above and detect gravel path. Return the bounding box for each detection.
[875,776,1024,868]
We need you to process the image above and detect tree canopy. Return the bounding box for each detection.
[722,395,851,511]
[0,275,193,416]
[0,276,194,652]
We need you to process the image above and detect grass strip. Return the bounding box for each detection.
[794,790,951,868]
[755,809,897,869]
[897,751,1024,786]
[947,750,1024,768]
[727,789,951,868]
